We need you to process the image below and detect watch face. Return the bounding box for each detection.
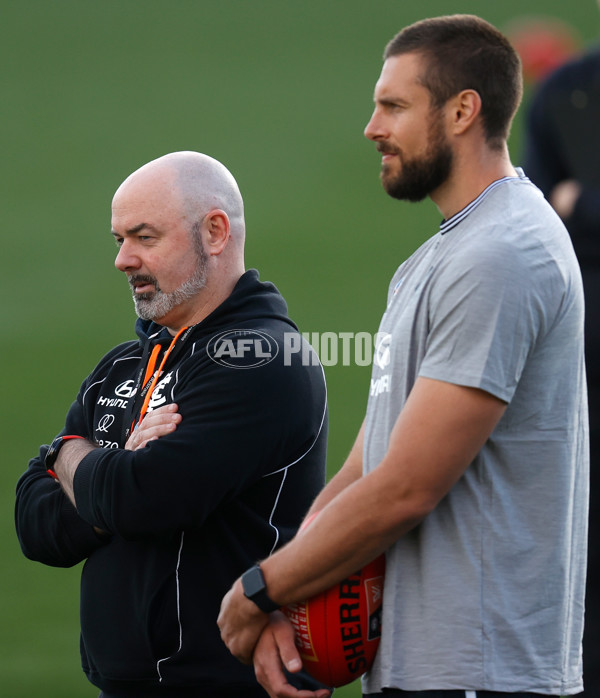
[242,565,280,613]
[242,566,265,598]
[45,436,64,468]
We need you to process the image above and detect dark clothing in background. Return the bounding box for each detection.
[524,46,600,697]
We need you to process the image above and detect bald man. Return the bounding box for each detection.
[15,152,328,697]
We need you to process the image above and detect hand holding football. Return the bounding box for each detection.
[282,554,385,688]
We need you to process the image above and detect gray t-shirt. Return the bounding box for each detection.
[363,173,589,695]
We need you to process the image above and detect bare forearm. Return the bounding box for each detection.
[220,378,507,666]
[218,460,424,665]
[262,462,421,606]
[53,439,97,507]
[305,420,365,521]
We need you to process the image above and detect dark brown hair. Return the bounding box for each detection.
[384,15,523,149]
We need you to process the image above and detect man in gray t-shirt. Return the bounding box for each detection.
[218,15,588,698]
[364,171,587,694]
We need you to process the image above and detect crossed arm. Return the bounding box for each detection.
[53,403,182,508]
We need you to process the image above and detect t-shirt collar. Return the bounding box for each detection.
[439,168,529,235]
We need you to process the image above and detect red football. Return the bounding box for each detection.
[282,555,385,687]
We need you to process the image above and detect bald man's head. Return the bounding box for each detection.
[114,151,245,246]
[111,152,247,328]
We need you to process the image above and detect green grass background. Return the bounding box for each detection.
[2,1,598,696]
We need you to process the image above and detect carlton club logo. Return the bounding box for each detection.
[206,329,279,369]
[147,372,173,411]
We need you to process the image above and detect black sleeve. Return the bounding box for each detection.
[522,82,569,197]
[73,352,327,539]
[14,341,144,566]
[566,186,600,243]
[523,70,600,254]
[15,396,109,567]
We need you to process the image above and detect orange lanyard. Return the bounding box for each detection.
[134,325,189,430]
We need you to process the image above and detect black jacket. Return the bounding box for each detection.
[523,46,600,268]
[15,270,328,695]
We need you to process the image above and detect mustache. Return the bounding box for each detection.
[376,142,399,156]
[128,274,158,288]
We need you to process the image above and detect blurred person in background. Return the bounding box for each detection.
[523,8,600,694]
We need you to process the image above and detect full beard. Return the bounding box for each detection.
[380,118,453,203]
[129,249,209,323]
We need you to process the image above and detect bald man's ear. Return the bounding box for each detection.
[202,210,230,256]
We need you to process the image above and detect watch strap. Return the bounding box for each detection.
[241,564,280,613]
[45,435,85,477]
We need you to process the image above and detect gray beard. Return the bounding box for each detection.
[130,259,208,323]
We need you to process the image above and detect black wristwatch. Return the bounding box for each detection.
[45,435,84,473]
[241,565,280,613]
